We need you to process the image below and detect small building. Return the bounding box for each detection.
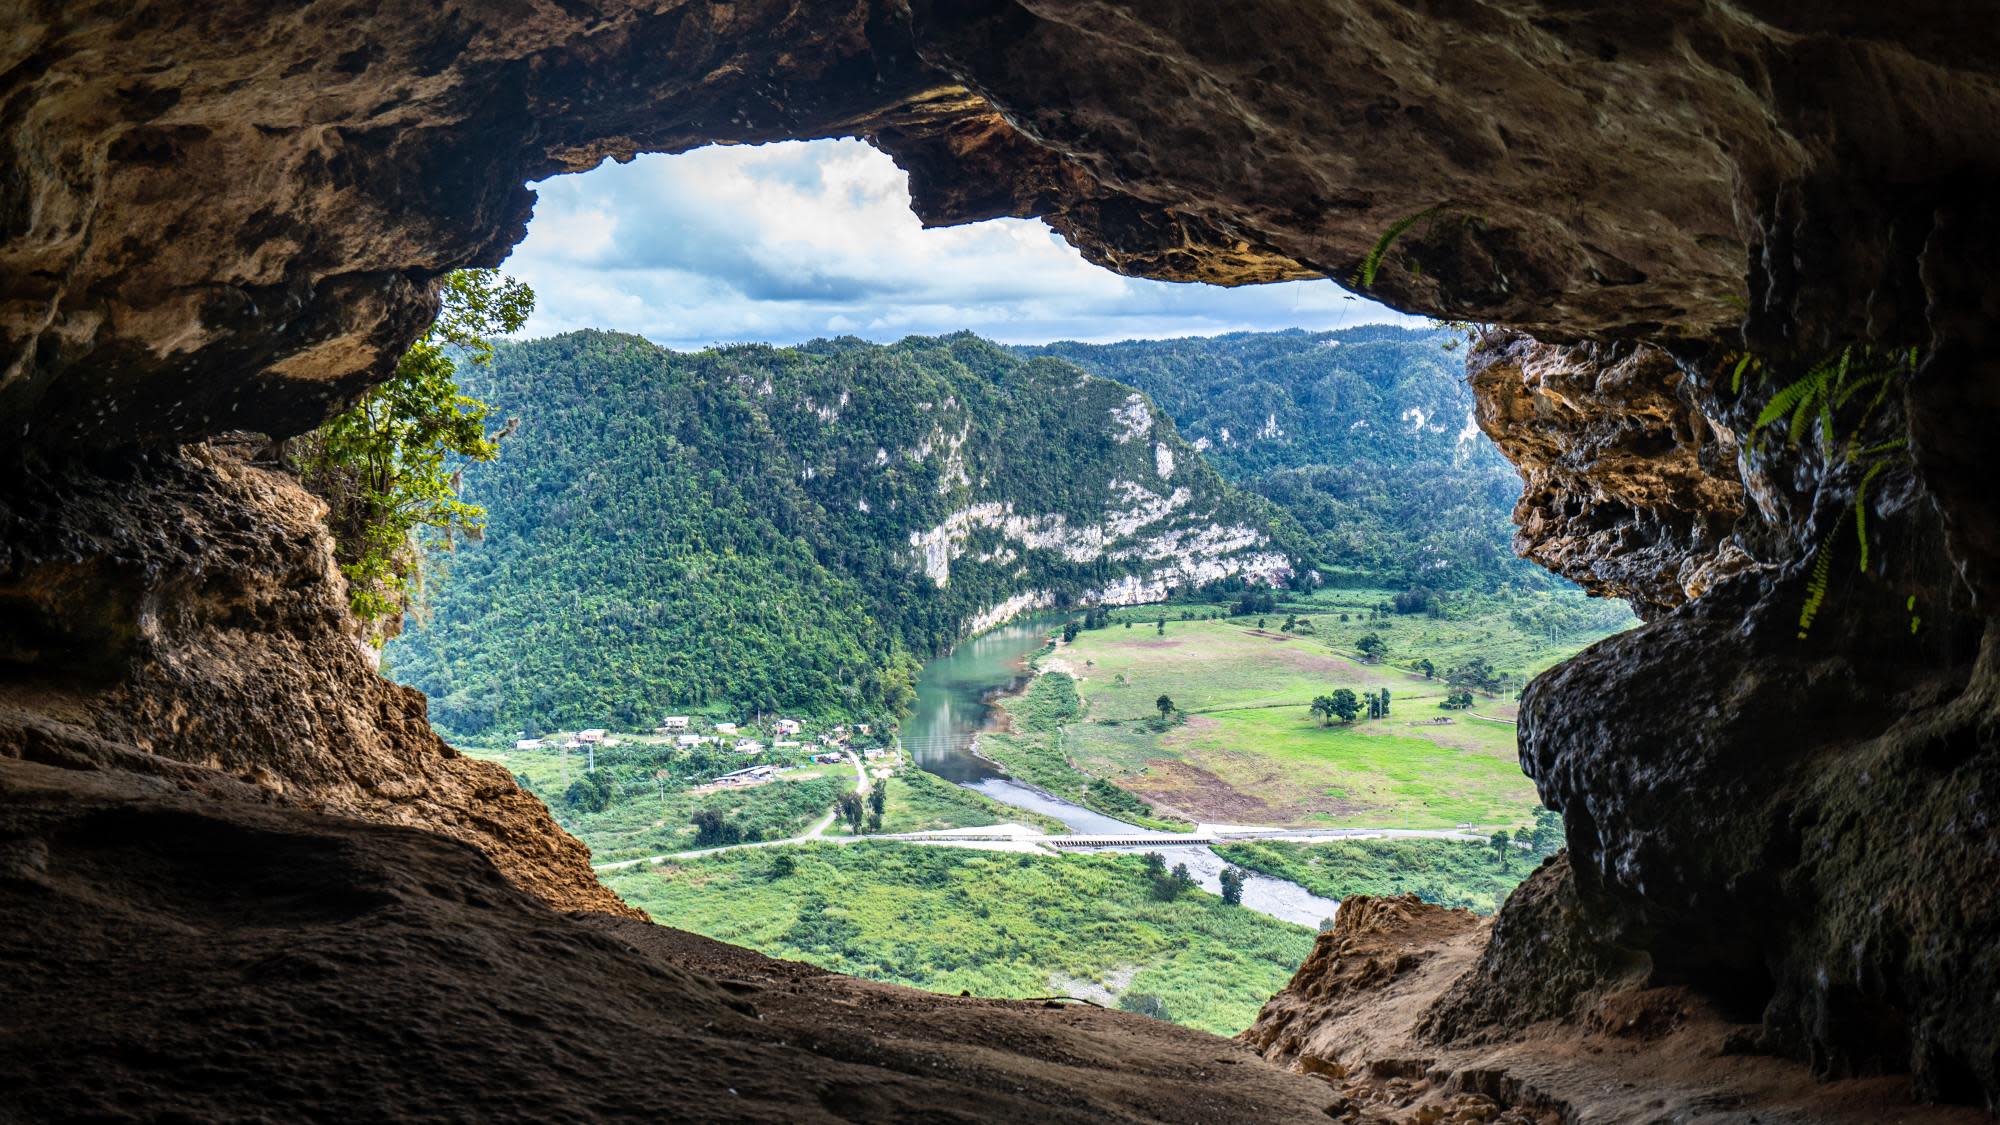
[576,729,608,744]
[676,734,705,748]
[715,722,739,736]
[514,739,545,751]
[734,739,765,754]
[811,752,843,765]
[773,718,803,736]
[863,748,886,760]
[661,716,690,731]
[774,740,802,749]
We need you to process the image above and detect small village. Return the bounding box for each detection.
[507,714,893,794]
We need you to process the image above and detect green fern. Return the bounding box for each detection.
[1354,205,1442,290]
[1798,537,1835,640]
[1747,346,1920,637]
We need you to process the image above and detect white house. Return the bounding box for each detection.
[676,734,705,748]
[734,739,765,754]
[514,739,545,751]
[773,718,803,736]
[661,716,690,731]
[715,722,739,736]
[577,729,608,744]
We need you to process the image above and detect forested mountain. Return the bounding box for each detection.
[386,330,1296,735]
[1018,327,1535,589]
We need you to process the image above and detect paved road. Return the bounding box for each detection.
[594,817,1489,870]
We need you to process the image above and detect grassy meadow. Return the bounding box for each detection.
[607,842,1315,1035]
[994,586,1634,832]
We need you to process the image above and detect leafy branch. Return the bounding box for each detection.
[289,268,534,636]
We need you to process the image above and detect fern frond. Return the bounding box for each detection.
[1798,537,1835,639]
[1731,353,1756,396]
[1354,205,1442,290]
[1854,459,1892,573]
[1754,370,1823,432]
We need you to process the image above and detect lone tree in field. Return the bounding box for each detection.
[1417,658,1436,680]
[1219,866,1245,906]
[868,783,886,818]
[1356,632,1388,662]
[838,791,865,832]
[1155,694,1176,719]
[1490,828,1513,867]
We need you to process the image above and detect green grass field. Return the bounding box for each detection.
[1214,835,1555,915]
[866,765,1069,835]
[1010,587,1634,830]
[607,842,1314,1035]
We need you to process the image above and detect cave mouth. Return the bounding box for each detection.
[4,2,1999,1117]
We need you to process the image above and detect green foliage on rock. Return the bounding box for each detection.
[386,330,1294,735]
[289,269,533,636]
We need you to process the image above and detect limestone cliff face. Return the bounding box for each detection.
[0,440,635,919]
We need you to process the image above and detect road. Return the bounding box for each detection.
[598,752,870,870]
[593,816,1489,870]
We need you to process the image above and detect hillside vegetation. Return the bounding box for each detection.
[606,843,1315,1035]
[387,330,1296,735]
[1020,327,1531,589]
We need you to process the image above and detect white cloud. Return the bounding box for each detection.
[503,138,1425,349]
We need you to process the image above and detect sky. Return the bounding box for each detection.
[502,138,1424,350]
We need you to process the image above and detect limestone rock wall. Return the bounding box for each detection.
[0,439,635,918]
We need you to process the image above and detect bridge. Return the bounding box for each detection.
[595,822,1491,870]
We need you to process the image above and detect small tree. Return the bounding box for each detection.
[288,268,533,635]
[838,791,865,832]
[770,852,797,879]
[1061,621,1081,643]
[1156,616,1166,635]
[1329,688,1361,723]
[1141,852,1167,879]
[1219,866,1245,906]
[1378,688,1391,717]
[1490,828,1513,867]
[1417,658,1436,680]
[1356,632,1388,662]
[1156,694,1176,719]
[868,783,886,818]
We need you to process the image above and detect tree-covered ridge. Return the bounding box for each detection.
[386,330,1295,736]
[1017,327,1533,590]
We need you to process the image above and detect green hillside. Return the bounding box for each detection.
[386,330,1296,736]
[1018,327,1532,589]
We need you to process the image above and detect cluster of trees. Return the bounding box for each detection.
[1489,809,1565,868]
[1141,852,1198,901]
[387,331,1293,735]
[1020,327,1547,590]
[835,783,890,834]
[1309,687,1393,724]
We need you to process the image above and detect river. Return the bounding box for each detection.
[903,613,1343,929]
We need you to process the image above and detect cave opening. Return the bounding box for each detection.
[4,3,1999,1120]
